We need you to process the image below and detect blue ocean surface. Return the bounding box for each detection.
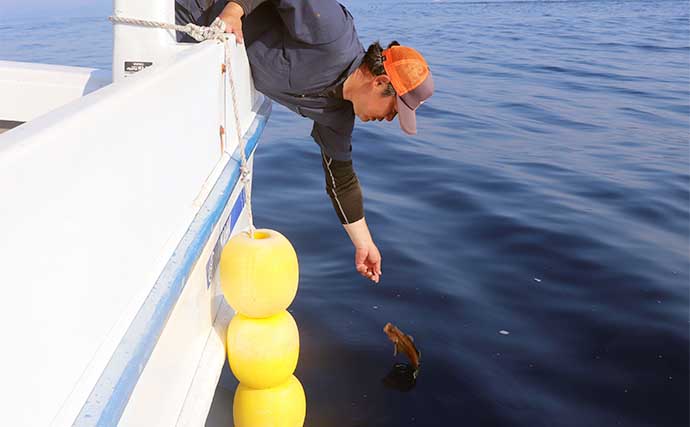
[1,1,688,426]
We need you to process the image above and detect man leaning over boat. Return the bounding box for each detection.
[175,0,434,284]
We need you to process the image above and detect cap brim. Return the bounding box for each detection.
[397,96,417,135]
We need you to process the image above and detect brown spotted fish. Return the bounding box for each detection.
[383,322,421,377]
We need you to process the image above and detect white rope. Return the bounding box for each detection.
[108,15,226,42]
[109,15,255,237]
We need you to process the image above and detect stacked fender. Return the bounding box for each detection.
[220,229,305,427]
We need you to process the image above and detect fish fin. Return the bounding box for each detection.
[408,334,414,342]
[392,344,397,356]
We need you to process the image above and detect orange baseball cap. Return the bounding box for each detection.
[382,45,434,135]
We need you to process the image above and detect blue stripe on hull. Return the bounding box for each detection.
[206,188,244,289]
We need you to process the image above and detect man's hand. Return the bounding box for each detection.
[343,217,382,284]
[355,242,382,283]
[218,2,244,43]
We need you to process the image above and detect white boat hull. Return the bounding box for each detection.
[0,35,270,426]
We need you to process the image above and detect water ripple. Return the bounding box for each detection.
[2,1,688,426]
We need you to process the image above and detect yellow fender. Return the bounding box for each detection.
[226,310,299,389]
[233,375,306,427]
[220,229,299,318]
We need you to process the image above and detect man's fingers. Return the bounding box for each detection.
[364,263,379,283]
[366,252,381,275]
[228,28,243,44]
[357,267,379,283]
[367,258,381,276]
[354,247,381,283]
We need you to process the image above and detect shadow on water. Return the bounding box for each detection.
[381,363,418,392]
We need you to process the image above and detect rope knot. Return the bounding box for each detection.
[240,165,251,183]
[183,18,226,42]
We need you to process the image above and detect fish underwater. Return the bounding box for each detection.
[383,322,421,378]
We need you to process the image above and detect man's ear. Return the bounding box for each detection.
[373,74,391,88]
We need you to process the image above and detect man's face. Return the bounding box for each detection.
[352,75,398,123]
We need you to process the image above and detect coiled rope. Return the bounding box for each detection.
[109,16,255,237]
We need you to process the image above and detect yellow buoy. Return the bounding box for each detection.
[220,228,299,318]
[233,375,306,427]
[226,310,299,389]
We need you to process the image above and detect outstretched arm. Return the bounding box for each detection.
[320,150,382,283]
